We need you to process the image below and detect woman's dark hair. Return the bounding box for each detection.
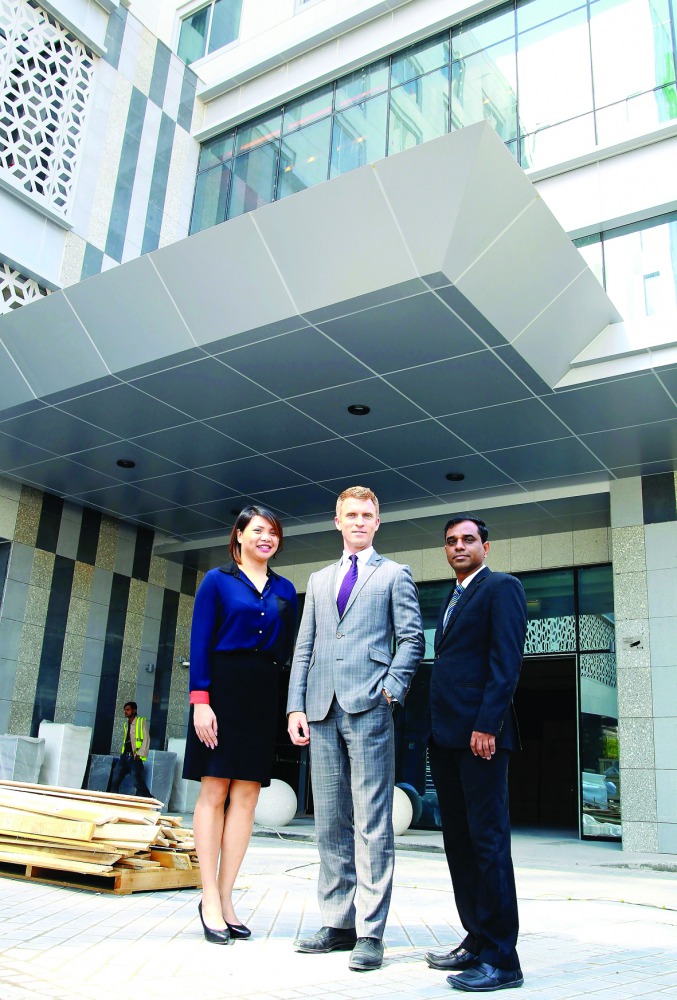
[229,505,284,562]
[443,515,489,544]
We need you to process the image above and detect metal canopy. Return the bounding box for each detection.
[0,122,675,566]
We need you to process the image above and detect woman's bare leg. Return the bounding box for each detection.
[193,776,230,929]
[218,779,260,924]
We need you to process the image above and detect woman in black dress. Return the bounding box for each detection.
[184,505,297,944]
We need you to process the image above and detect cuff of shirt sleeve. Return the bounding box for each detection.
[190,691,210,705]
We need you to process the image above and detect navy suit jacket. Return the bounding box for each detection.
[427,566,527,751]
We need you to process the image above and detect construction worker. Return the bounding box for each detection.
[110,702,153,798]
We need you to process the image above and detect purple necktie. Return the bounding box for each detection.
[337,554,358,618]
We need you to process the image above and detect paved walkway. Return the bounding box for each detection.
[1,826,676,1000]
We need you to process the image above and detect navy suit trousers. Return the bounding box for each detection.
[429,741,519,971]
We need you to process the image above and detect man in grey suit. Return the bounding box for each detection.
[288,485,424,971]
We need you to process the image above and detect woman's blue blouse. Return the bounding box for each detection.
[189,562,298,693]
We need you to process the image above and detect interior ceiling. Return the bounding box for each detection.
[0,123,676,568]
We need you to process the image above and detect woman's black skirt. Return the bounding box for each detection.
[183,650,280,787]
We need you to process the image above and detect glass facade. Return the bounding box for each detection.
[394,565,619,840]
[191,0,677,232]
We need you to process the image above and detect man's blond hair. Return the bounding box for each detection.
[336,485,379,518]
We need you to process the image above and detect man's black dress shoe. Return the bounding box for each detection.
[226,922,251,939]
[294,926,357,953]
[426,945,479,970]
[447,962,524,992]
[349,937,384,971]
[197,902,233,945]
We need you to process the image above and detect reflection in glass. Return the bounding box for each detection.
[521,569,576,654]
[575,234,604,288]
[283,85,334,133]
[198,132,234,171]
[451,40,518,142]
[191,164,231,233]
[519,112,596,169]
[595,84,677,145]
[278,118,331,199]
[389,68,450,154]
[517,8,593,134]
[517,0,586,34]
[590,0,675,109]
[228,142,279,218]
[391,32,450,86]
[208,0,243,53]
[603,215,677,319]
[178,5,209,63]
[452,5,516,59]
[335,59,389,110]
[236,111,282,155]
[330,93,388,176]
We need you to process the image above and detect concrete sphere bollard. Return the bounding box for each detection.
[392,784,414,836]
[254,778,298,828]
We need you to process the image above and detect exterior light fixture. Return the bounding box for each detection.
[145,663,155,673]
[445,472,465,482]
[347,404,370,416]
[116,458,136,469]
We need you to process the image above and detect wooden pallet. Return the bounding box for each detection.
[0,857,202,895]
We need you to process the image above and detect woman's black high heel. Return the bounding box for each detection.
[198,902,233,945]
[226,921,251,939]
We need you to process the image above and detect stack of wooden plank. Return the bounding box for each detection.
[0,779,201,894]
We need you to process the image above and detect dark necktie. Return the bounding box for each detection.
[337,554,358,617]
[442,583,464,631]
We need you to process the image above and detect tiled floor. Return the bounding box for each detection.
[1,829,676,1000]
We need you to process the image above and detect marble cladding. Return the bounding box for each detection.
[610,526,645,573]
[97,516,119,571]
[609,477,643,528]
[614,619,651,671]
[617,667,653,717]
[618,767,656,822]
[622,820,660,853]
[612,571,649,620]
[618,717,656,769]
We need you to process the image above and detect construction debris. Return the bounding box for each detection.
[0,779,201,894]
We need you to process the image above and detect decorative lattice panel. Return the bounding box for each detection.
[0,0,94,214]
[524,615,577,654]
[580,652,617,688]
[0,260,50,313]
[579,614,615,651]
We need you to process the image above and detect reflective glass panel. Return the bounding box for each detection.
[335,59,389,110]
[519,112,596,169]
[603,215,677,318]
[579,650,620,839]
[283,84,334,133]
[236,111,282,154]
[190,163,231,233]
[198,132,234,171]
[452,6,515,59]
[208,0,243,53]
[451,40,517,142]
[590,0,675,109]
[596,84,677,144]
[389,67,450,154]
[391,32,450,86]
[519,569,576,655]
[517,0,586,34]
[228,141,279,218]
[330,93,388,176]
[517,8,593,135]
[278,117,331,199]
[416,581,451,660]
[178,5,209,64]
[574,234,604,288]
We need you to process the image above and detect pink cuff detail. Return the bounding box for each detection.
[190,691,210,705]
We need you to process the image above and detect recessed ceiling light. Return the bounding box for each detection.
[445,472,465,482]
[347,404,370,416]
[116,459,136,469]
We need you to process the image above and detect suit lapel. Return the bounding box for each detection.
[329,560,342,623]
[439,566,490,641]
[340,553,382,619]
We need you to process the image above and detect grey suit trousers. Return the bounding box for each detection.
[310,697,395,939]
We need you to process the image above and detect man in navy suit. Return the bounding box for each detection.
[425,516,527,993]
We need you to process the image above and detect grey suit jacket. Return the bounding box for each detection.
[287,551,424,722]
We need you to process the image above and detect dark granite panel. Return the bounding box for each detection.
[36,493,63,554]
[77,508,102,565]
[642,472,677,524]
[30,556,74,735]
[132,527,154,582]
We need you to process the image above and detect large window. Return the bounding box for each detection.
[191,0,677,229]
[178,0,243,63]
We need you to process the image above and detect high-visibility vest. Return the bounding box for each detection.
[121,716,147,761]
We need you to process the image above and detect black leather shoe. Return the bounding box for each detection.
[294,926,357,953]
[226,922,251,939]
[349,937,384,971]
[448,962,524,992]
[198,902,233,945]
[426,945,479,970]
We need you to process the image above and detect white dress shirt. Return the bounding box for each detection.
[335,546,374,599]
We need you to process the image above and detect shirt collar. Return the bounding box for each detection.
[341,546,374,567]
[456,564,486,589]
[220,560,281,581]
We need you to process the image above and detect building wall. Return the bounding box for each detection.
[0,475,201,754]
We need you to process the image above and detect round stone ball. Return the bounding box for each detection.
[254,778,298,828]
[396,782,423,825]
[392,785,414,836]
